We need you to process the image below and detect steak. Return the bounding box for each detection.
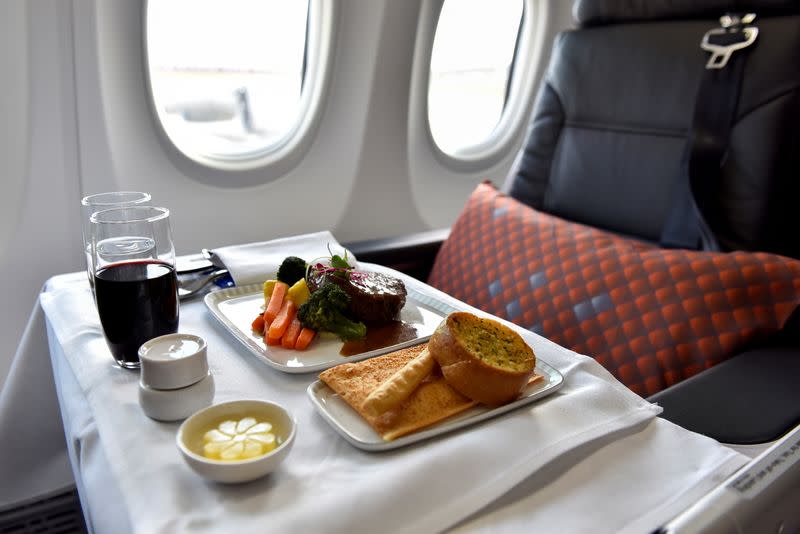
[307,270,407,324]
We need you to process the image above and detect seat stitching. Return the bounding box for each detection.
[562,121,687,138]
[543,81,566,211]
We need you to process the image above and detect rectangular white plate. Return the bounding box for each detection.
[307,358,564,451]
[205,284,458,373]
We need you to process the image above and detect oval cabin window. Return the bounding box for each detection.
[146,0,310,166]
[428,0,524,156]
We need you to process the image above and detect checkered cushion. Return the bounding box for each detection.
[427,182,800,396]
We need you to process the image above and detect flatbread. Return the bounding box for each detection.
[319,344,544,441]
[319,344,477,441]
[361,347,436,417]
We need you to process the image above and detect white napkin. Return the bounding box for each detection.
[210,231,356,286]
[38,257,682,534]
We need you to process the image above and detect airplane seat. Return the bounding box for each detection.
[349,0,800,442]
[506,0,800,260]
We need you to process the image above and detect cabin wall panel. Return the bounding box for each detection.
[335,1,429,238]
[0,0,31,392]
[408,0,575,230]
[75,0,376,255]
[0,2,29,263]
[0,1,83,391]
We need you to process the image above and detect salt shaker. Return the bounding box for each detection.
[138,333,215,421]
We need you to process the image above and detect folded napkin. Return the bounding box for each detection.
[210,231,356,286]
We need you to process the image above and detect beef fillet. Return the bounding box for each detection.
[307,270,407,324]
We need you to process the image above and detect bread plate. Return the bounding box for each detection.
[205,284,458,374]
[307,357,564,451]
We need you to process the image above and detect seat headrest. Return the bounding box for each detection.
[574,0,800,26]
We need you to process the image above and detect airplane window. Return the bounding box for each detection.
[428,0,524,156]
[146,0,310,165]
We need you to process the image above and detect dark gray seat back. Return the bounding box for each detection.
[504,0,800,258]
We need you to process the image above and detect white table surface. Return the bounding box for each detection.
[4,267,751,533]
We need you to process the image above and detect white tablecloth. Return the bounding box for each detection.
[19,264,748,534]
[0,297,74,509]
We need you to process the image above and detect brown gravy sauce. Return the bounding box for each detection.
[340,321,419,356]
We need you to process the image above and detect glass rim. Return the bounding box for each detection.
[81,191,152,207]
[90,205,170,224]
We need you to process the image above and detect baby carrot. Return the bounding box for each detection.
[251,314,266,335]
[268,300,297,341]
[264,281,288,323]
[295,327,316,350]
[281,316,303,349]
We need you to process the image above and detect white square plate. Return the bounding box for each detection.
[307,357,564,451]
[204,284,458,373]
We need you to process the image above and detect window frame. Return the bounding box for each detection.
[422,0,541,172]
[142,0,336,187]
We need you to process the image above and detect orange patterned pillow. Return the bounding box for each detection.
[427,182,800,396]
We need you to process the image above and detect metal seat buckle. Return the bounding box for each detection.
[701,13,758,70]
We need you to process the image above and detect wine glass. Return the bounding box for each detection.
[90,206,179,369]
[81,192,151,289]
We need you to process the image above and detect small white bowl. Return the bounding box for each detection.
[139,333,208,390]
[176,399,296,484]
[139,372,215,422]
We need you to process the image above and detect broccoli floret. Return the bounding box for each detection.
[297,283,366,341]
[277,256,307,285]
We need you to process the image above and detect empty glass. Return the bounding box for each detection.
[90,206,179,369]
[81,192,151,288]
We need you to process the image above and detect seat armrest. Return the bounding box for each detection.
[344,228,449,281]
[648,345,800,444]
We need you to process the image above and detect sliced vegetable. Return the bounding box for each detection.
[268,300,297,341]
[264,281,288,323]
[281,316,303,349]
[251,314,266,335]
[263,279,278,301]
[286,278,311,306]
[295,327,316,350]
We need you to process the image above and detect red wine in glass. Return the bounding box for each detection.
[94,260,179,368]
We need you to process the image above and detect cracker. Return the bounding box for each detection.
[319,344,477,441]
